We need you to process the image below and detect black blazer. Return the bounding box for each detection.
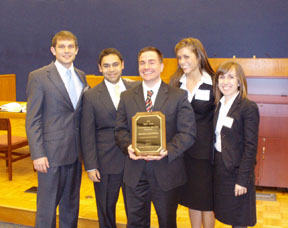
[213,95,259,187]
[179,82,215,160]
[80,79,137,174]
[115,81,197,191]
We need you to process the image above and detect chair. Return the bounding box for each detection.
[0,118,29,180]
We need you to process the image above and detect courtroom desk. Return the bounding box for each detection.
[250,95,288,188]
[0,74,16,101]
[0,101,26,119]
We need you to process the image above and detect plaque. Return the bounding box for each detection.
[132,111,166,156]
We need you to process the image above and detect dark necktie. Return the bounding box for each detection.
[145,90,154,112]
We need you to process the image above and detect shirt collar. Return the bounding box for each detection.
[142,79,162,94]
[220,91,239,107]
[54,60,74,76]
[104,77,125,90]
[179,71,212,86]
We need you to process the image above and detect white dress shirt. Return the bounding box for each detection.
[179,71,212,103]
[214,92,239,152]
[104,78,126,109]
[55,60,83,104]
[142,80,162,105]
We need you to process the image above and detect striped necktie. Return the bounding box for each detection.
[145,90,154,112]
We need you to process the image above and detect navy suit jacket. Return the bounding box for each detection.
[213,95,259,187]
[115,81,197,191]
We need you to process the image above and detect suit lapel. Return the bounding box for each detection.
[99,81,117,116]
[213,94,241,129]
[133,84,146,112]
[227,94,241,117]
[122,78,129,89]
[46,62,73,108]
[153,82,168,111]
[74,68,85,85]
[73,68,86,110]
[213,103,221,129]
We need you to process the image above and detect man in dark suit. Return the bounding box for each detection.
[25,30,88,228]
[81,48,138,228]
[115,46,197,228]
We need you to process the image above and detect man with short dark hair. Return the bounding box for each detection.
[115,46,197,228]
[81,48,138,228]
[26,30,88,228]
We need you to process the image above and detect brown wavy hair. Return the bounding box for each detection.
[170,38,214,87]
[213,61,248,105]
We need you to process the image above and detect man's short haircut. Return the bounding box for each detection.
[138,46,163,63]
[51,30,78,48]
[98,48,123,65]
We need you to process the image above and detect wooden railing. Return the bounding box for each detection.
[86,58,288,88]
[1,59,287,98]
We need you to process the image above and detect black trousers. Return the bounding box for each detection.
[94,173,126,228]
[35,160,82,228]
[125,162,179,228]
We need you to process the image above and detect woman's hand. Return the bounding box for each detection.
[234,184,247,197]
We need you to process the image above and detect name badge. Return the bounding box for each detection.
[223,116,234,128]
[195,90,210,101]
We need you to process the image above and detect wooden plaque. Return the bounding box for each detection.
[132,111,166,156]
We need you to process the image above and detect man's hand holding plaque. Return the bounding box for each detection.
[128,145,168,161]
[132,111,166,157]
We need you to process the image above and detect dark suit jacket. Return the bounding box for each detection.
[115,81,197,191]
[213,95,259,187]
[179,82,215,160]
[81,79,138,174]
[26,62,88,167]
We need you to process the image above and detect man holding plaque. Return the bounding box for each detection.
[81,48,138,228]
[115,46,197,228]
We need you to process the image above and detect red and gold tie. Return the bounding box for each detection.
[145,90,154,112]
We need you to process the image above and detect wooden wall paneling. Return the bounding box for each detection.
[255,138,263,185]
[0,74,16,101]
[86,75,142,88]
[87,58,288,87]
[256,103,288,188]
[209,58,288,78]
[257,104,288,137]
[162,58,288,80]
[258,138,288,188]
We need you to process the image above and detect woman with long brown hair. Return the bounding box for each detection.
[170,37,215,228]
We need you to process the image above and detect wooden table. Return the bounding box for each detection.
[0,101,26,119]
